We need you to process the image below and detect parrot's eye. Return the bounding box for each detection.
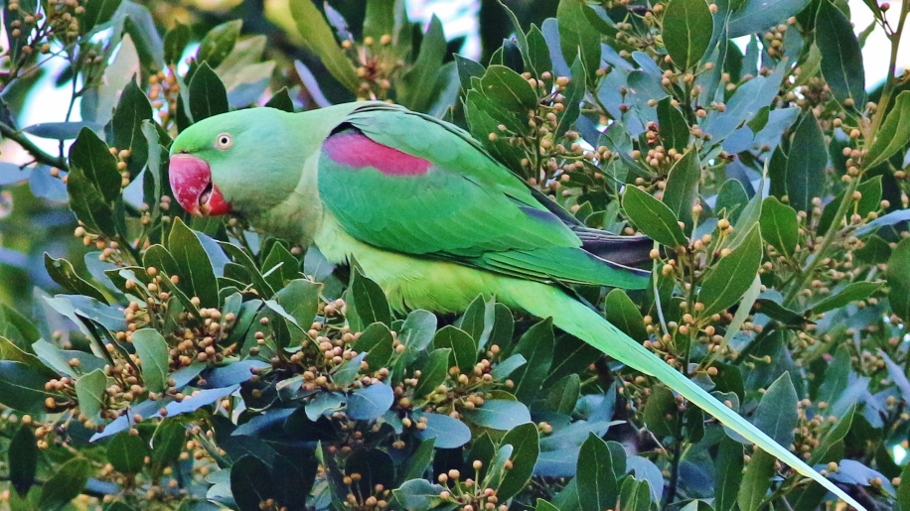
[215,134,233,149]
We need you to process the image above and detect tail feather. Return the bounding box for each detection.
[509,283,864,511]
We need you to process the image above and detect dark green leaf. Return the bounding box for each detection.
[479,65,539,111]
[402,438,436,481]
[131,328,169,393]
[526,25,553,77]
[150,419,186,469]
[643,384,676,437]
[697,226,763,316]
[355,322,395,369]
[497,423,540,501]
[413,348,451,399]
[715,436,743,511]
[657,97,689,152]
[785,114,826,213]
[111,80,152,178]
[605,289,647,341]
[265,87,295,112]
[576,434,620,511]
[168,217,219,308]
[391,479,451,510]
[163,22,191,65]
[398,16,448,112]
[856,235,892,264]
[538,373,580,414]
[348,268,391,331]
[463,399,531,430]
[69,126,121,203]
[816,0,865,108]
[663,0,714,69]
[898,458,910,510]
[753,372,798,447]
[556,0,601,84]
[231,455,276,511]
[759,196,798,257]
[81,0,122,33]
[107,431,149,474]
[622,186,688,246]
[274,279,321,342]
[662,149,701,230]
[510,318,554,404]
[0,361,56,413]
[432,326,477,376]
[755,298,805,325]
[866,91,910,169]
[716,179,750,223]
[37,457,91,511]
[887,238,910,323]
[618,476,652,511]
[188,62,229,123]
[9,425,38,496]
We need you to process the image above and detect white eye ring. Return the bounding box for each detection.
[215,133,232,149]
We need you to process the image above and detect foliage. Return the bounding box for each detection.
[0,0,909,510]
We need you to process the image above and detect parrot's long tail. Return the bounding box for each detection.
[508,283,864,510]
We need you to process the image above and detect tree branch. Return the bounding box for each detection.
[0,120,68,170]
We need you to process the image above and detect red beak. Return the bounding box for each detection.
[169,154,231,216]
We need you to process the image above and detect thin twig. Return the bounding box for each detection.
[0,120,68,169]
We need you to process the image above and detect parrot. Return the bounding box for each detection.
[168,102,863,509]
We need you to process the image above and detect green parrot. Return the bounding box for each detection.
[169,102,862,509]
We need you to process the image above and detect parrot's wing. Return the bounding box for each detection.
[316,105,649,289]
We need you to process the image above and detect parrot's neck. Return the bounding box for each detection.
[248,148,324,245]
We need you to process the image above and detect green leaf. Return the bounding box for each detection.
[538,373,580,414]
[785,114,826,213]
[401,438,436,481]
[455,294,493,349]
[265,87,295,113]
[715,436,744,511]
[412,348,451,399]
[463,399,531,430]
[622,186,688,246]
[657,97,689,152]
[497,423,540,501]
[576,434,621,511]
[150,419,186,470]
[168,217,219,308]
[856,235,892,264]
[111,80,152,179]
[816,0,865,108]
[604,289,647,342]
[866,91,910,169]
[727,0,811,38]
[75,368,107,423]
[753,372,798,447]
[432,326,477,376]
[69,126,121,202]
[759,196,798,257]
[273,279,322,343]
[526,24,553,77]
[188,62,229,123]
[898,459,910,511]
[662,149,701,230]
[810,281,881,314]
[737,449,775,511]
[663,0,714,69]
[81,0,122,33]
[556,0,601,83]
[618,476,652,511]
[354,322,395,369]
[163,22,191,65]
[37,457,91,511]
[363,0,394,40]
[131,328,169,393]
[887,238,910,323]
[346,383,394,420]
[107,431,149,474]
[195,19,241,70]
[348,268,391,331]
[0,361,56,413]
[413,411,472,449]
[44,253,109,303]
[288,0,361,92]
[511,318,554,404]
[643,384,677,437]
[9,425,38,496]
[399,16,448,113]
[479,65,539,112]
[697,225,763,316]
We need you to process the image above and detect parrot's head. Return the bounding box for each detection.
[168,108,303,218]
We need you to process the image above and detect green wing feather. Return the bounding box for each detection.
[316,104,648,289]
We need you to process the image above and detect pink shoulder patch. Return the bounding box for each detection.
[323,131,432,176]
